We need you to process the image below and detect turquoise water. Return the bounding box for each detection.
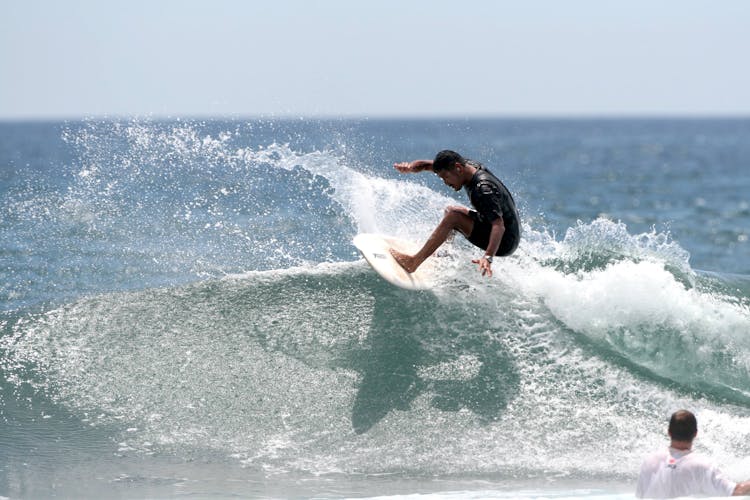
[1,118,749,498]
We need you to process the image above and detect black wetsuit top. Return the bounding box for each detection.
[464,163,520,256]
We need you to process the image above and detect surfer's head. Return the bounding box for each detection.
[433,150,470,191]
[668,409,698,443]
[432,150,466,173]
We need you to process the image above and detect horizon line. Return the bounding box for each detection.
[2,111,750,124]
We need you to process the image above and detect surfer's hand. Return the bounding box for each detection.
[394,161,416,173]
[394,160,431,173]
[472,257,493,277]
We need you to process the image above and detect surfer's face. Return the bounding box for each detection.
[437,165,464,191]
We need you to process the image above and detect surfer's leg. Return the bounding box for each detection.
[391,206,474,273]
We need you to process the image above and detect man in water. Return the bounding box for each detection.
[390,150,520,277]
[636,409,750,498]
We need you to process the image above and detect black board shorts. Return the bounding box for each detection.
[466,210,519,256]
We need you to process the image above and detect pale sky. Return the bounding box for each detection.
[2,0,749,119]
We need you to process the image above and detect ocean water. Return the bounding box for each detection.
[1,118,749,499]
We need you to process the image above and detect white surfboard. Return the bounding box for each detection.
[353,233,434,290]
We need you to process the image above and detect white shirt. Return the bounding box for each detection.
[636,447,736,498]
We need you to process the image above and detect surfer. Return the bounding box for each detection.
[636,410,750,498]
[391,150,520,277]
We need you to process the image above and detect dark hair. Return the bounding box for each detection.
[668,410,698,442]
[432,150,466,173]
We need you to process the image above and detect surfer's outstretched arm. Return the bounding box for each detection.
[394,160,434,173]
[733,481,750,496]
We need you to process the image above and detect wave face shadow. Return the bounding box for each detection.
[346,283,520,434]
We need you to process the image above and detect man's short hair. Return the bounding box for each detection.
[433,150,466,172]
[669,410,698,442]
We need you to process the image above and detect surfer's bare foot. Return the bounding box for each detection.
[389,248,419,273]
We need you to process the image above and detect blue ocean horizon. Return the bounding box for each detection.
[1,117,749,498]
